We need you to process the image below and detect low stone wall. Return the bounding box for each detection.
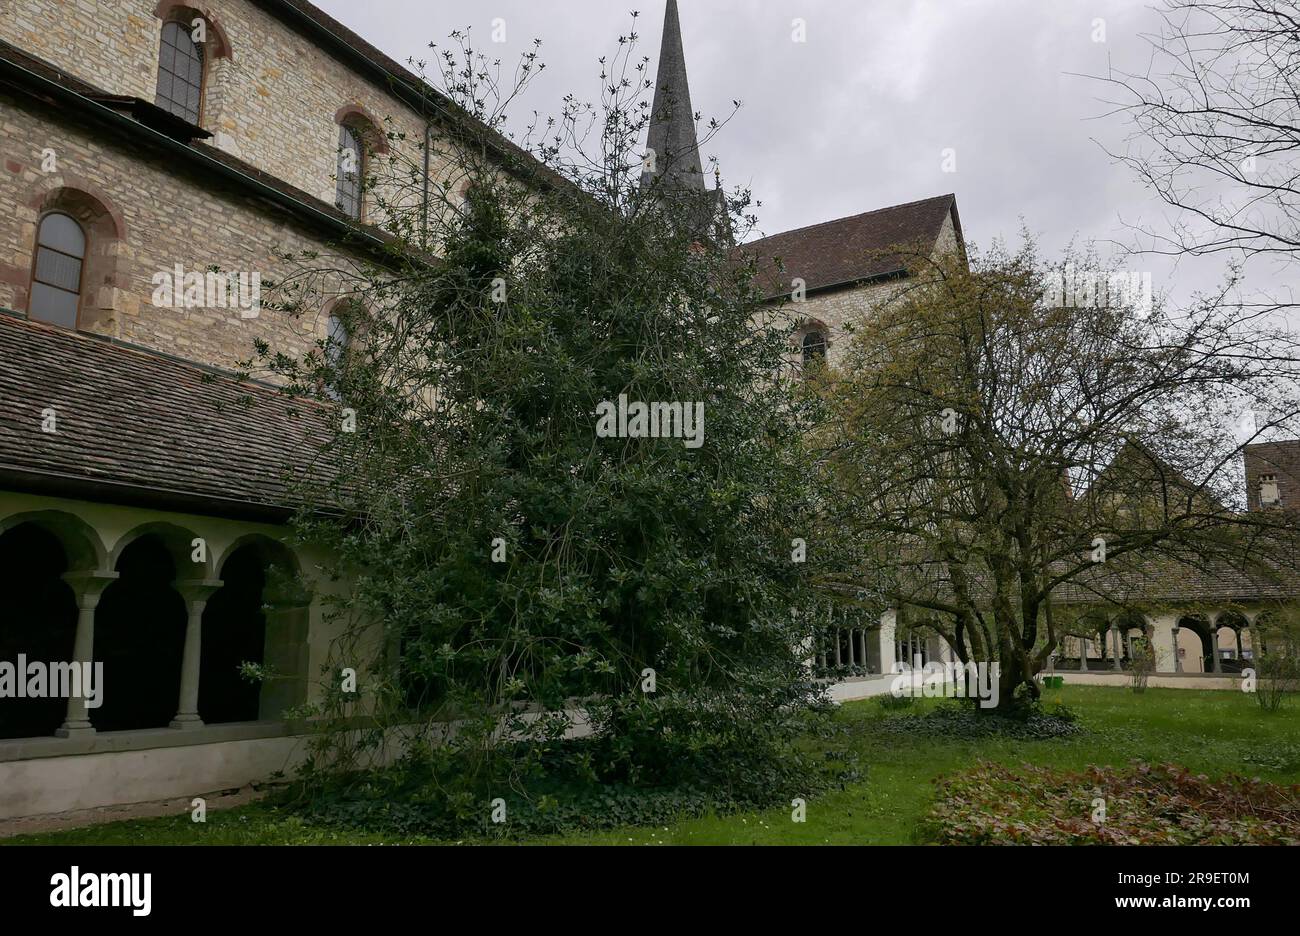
[826,669,1246,705]
[0,731,312,820]
[1048,671,1244,691]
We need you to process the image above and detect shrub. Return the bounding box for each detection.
[1252,650,1300,713]
[1129,641,1155,693]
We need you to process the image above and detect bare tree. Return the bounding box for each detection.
[1095,0,1300,314]
[812,239,1300,711]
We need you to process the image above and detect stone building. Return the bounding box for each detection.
[0,0,969,820]
[0,0,548,819]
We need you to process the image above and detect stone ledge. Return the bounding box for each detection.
[0,720,301,763]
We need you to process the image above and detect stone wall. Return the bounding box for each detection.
[0,0,466,216]
[0,89,356,369]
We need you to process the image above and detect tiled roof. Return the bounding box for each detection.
[0,312,336,520]
[1052,552,1300,606]
[738,194,961,300]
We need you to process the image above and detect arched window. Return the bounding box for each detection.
[336,125,364,220]
[30,212,86,329]
[155,19,204,123]
[324,311,351,400]
[326,313,350,369]
[801,329,827,365]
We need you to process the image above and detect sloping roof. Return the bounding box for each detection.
[0,312,336,521]
[739,194,962,300]
[1052,552,1300,606]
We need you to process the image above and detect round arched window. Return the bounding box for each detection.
[155,20,205,123]
[30,212,86,329]
[801,329,827,365]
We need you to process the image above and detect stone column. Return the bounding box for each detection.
[1148,612,1179,673]
[1125,632,1135,662]
[879,609,897,674]
[1172,624,1183,673]
[1079,635,1089,671]
[1211,619,1223,673]
[56,570,119,738]
[1111,624,1122,671]
[170,580,223,729]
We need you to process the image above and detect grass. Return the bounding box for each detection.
[9,686,1300,845]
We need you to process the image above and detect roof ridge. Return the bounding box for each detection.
[744,193,955,247]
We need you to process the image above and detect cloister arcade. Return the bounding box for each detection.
[0,493,315,743]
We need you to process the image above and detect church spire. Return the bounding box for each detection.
[644,0,706,194]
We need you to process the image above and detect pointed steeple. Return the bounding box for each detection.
[644,0,705,194]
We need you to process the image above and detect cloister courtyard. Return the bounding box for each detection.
[5,685,1296,845]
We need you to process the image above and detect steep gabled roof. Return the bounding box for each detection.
[0,311,336,522]
[739,194,963,301]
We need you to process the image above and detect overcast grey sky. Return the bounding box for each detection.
[315,0,1278,312]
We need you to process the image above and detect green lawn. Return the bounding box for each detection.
[9,686,1299,845]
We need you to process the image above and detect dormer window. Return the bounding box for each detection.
[1260,474,1280,506]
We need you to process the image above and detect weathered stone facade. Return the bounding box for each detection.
[0,0,461,207]
[0,0,472,371]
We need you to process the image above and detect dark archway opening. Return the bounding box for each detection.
[199,544,267,724]
[0,523,77,739]
[92,535,185,731]
[1177,615,1215,673]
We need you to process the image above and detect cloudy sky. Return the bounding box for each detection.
[315,0,1278,312]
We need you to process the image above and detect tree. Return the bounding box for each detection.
[252,24,829,820]
[812,238,1300,711]
[1097,0,1300,315]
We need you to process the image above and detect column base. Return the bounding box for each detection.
[55,722,96,738]
[169,714,205,729]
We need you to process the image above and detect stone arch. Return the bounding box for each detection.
[792,318,830,370]
[203,534,310,721]
[0,521,79,738]
[152,1,234,60]
[110,521,213,580]
[334,104,390,154]
[1176,612,1214,673]
[0,509,107,573]
[19,182,126,333]
[1113,609,1148,667]
[93,532,189,730]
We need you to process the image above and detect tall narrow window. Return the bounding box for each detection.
[155,20,204,123]
[325,313,350,400]
[336,125,364,220]
[30,213,86,329]
[801,330,827,365]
